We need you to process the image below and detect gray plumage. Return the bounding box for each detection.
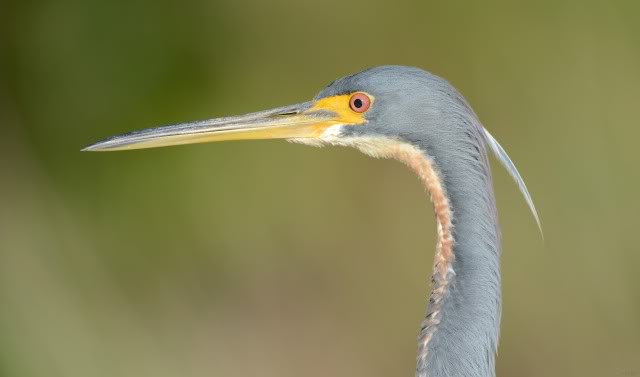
[84,65,540,377]
[321,67,503,376]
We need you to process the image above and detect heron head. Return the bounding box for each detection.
[295,66,467,154]
[83,65,540,232]
[82,66,452,152]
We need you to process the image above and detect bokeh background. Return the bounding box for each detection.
[1,1,639,376]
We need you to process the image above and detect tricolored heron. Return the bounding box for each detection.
[84,66,541,377]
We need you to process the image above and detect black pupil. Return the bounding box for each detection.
[353,98,363,108]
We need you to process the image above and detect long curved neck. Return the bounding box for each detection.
[388,140,501,377]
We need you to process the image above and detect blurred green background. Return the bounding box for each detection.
[1,0,639,376]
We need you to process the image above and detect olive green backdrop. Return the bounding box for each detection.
[1,1,638,376]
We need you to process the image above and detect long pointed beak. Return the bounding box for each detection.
[82,100,350,152]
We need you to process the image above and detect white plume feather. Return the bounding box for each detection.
[482,127,543,238]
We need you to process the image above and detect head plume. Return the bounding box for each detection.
[481,127,543,237]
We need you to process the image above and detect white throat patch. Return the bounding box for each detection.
[288,126,414,159]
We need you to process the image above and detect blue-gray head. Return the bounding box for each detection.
[84,65,540,377]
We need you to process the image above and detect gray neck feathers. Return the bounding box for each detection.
[320,65,504,376]
[412,118,501,377]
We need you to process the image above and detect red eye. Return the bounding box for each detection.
[349,92,371,113]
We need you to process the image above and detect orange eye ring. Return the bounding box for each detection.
[349,92,371,113]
